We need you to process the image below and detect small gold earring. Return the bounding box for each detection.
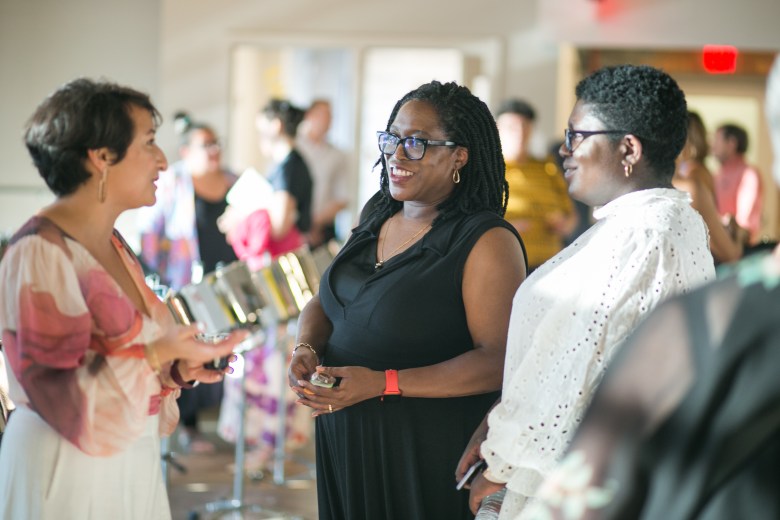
[624,163,633,178]
[453,169,460,184]
[98,167,108,202]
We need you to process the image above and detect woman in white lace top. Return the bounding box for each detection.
[460,65,716,519]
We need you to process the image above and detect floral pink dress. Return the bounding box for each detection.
[0,217,180,519]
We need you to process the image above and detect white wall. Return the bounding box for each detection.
[0,0,161,235]
[156,0,780,202]
[2,0,780,236]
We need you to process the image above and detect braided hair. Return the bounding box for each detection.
[373,81,507,226]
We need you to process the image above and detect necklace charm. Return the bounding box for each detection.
[375,214,431,271]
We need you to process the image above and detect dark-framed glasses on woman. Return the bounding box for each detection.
[564,128,629,152]
[377,131,458,160]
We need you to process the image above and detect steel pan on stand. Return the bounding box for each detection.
[163,262,299,520]
[239,242,339,486]
[249,250,319,486]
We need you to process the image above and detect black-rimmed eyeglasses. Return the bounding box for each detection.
[377,131,459,161]
[564,129,629,152]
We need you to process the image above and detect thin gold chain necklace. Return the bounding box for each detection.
[375,216,431,270]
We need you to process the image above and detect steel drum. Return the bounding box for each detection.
[163,241,341,330]
[163,273,229,332]
[213,260,266,327]
[250,262,299,324]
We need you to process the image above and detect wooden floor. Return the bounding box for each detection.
[165,410,318,520]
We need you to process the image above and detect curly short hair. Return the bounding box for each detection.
[575,65,688,179]
[374,80,507,225]
[24,78,160,197]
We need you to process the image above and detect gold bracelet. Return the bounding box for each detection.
[293,342,319,360]
[144,344,162,375]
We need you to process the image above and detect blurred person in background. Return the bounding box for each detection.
[496,98,578,272]
[674,111,743,265]
[219,99,313,269]
[136,112,238,453]
[711,122,763,245]
[217,99,314,476]
[296,99,350,247]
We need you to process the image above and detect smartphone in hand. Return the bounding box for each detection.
[456,459,486,490]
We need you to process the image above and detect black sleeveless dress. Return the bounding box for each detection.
[315,198,525,520]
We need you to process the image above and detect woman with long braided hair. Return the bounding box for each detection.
[287,80,527,519]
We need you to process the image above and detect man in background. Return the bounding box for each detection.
[296,99,350,247]
[495,99,578,271]
[711,123,763,244]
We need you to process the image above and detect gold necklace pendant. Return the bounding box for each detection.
[375,215,430,271]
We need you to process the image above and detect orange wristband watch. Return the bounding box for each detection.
[383,369,401,396]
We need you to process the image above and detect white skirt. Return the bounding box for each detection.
[0,406,171,520]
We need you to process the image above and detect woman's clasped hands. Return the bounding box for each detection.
[288,349,384,416]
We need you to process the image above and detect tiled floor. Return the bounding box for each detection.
[166,410,318,520]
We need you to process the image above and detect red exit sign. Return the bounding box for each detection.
[702,45,738,74]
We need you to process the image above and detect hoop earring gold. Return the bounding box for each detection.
[452,169,460,184]
[98,167,108,203]
[624,163,633,178]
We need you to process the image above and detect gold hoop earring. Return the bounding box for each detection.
[98,167,108,203]
[452,169,460,184]
[624,163,633,178]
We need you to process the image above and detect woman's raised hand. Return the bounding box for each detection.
[151,324,249,382]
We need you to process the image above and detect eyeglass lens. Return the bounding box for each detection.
[564,129,575,151]
[378,133,426,160]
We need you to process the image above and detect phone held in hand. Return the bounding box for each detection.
[196,332,231,370]
[456,459,486,490]
[310,372,337,388]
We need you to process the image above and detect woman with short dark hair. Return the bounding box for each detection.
[462,65,716,518]
[525,55,780,520]
[0,78,244,519]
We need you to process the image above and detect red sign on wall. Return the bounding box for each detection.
[702,45,738,74]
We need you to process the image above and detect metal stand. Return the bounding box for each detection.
[188,329,302,520]
[161,435,187,488]
[271,319,316,485]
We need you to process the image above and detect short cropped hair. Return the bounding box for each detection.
[495,98,536,122]
[575,65,688,180]
[718,123,749,154]
[24,78,160,197]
